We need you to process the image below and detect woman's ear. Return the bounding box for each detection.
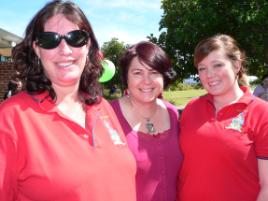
[32,42,40,58]
[234,61,241,74]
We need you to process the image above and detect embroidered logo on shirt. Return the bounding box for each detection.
[225,112,244,132]
[102,118,126,146]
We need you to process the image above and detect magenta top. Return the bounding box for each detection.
[111,99,183,201]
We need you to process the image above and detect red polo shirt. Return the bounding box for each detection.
[178,87,268,201]
[0,92,136,201]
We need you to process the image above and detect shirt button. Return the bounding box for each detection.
[82,134,89,139]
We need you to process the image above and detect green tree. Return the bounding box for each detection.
[158,0,268,80]
[101,38,126,89]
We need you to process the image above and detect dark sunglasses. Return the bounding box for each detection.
[36,30,90,49]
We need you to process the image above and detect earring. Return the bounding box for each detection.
[124,89,130,96]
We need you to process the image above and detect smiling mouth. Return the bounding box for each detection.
[140,88,153,92]
[56,61,75,68]
[208,81,220,87]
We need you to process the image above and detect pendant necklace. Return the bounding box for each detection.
[145,118,156,134]
[128,97,158,135]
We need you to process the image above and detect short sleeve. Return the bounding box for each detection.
[248,100,268,158]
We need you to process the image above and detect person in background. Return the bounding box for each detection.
[178,34,268,201]
[0,1,136,201]
[3,78,22,100]
[110,41,183,201]
[253,73,268,101]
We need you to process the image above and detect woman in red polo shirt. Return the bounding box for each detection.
[178,34,268,201]
[0,1,136,201]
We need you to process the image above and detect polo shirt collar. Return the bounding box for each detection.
[30,91,102,113]
[30,91,58,112]
[202,86,254,107]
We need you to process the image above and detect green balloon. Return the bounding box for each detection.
[99,59,116,83]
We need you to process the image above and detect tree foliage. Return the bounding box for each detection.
[101,38,126,88]
[156,0,268,80]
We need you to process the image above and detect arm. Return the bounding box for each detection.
[257,159,268,201]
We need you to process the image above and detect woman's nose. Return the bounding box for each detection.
[57,39,72,55]
[206,67,214,78]
[143,73,153,84]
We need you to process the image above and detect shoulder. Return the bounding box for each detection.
[93,97,122,117]
[183,94,208,111]
[110,98,119,108]
[180,94,209,120]
[163,99,178,110]
[162,99,178,115]
[0,92,31,113]
[247,96,268,113]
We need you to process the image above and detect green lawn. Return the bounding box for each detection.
[163,89,206,107]
[105,88,206,108]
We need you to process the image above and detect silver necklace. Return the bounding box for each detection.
[128,97,157,134]
[145,118,156,134]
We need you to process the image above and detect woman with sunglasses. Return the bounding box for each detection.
[0,1,136,201]
[178,34,268,201]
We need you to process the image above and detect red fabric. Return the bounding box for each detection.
[178,87,268,201]
[0,92,136,201]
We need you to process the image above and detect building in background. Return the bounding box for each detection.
[0,27,22,61]
[0,27,22,100]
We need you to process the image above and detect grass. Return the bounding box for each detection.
[104,88,206,108]
[163,89,206,107]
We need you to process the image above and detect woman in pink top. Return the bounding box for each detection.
[111,41,183,201]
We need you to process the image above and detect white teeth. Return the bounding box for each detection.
[140,88,153,92]
[208,81,219,86]
[57,62,73,67]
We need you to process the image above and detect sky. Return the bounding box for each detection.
[0,0,163,46]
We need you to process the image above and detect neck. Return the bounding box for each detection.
[213,84,243,111]
[128,96,158,119]
[52,83,80,104]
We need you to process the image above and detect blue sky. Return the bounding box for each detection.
[0,0,163,46]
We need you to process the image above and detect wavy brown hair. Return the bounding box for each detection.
[12,0,103,104]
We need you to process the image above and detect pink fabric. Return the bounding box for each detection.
[111,99,182,201]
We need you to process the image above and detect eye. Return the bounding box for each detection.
[132,70,142,75]
[151,70,160,74]
[214,63,223,68]
[197,66,206,72]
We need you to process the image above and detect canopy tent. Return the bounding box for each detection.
[0,27,22,57]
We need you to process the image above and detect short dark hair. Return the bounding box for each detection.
[119,41,176,89]
[12,0,102,104]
